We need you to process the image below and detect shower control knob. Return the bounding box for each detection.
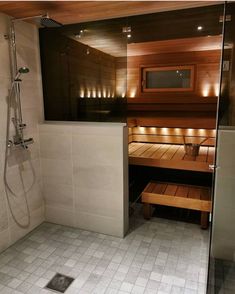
[18,123,26,129]
[8,140,13,148]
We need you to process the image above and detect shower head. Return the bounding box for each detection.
[18,67,29,74]
[40,16,62,28]
[12,14,62,28]
[14,67,29,81]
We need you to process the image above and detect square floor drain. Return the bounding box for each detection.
[45,273,74,293]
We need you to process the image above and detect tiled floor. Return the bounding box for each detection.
[0,209,209,294]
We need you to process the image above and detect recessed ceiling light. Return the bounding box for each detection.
[197,26,203,31]
[127,34,131,38]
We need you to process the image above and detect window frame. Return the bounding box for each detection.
[141,65,195,93]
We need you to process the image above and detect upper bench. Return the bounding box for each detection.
[128,125,216,173]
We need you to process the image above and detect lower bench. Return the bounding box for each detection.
[141,181,212,229]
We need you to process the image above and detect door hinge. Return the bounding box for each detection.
[209,164,219,171]
[219,15,231,23]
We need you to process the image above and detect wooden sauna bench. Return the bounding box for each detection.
[141,181,212,229]
[129,142,215,173]
[128,126,216,173]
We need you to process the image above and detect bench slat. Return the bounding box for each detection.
[151,144,169,159]
[131,144,153,156]
[164,184,178,196]
[171,146,185,161]
[152,183,167,194]
[161,145,180,160]
[200,188,211,201]
[140,144,162,158]
[188,187,201,199]
[175,185,189,198]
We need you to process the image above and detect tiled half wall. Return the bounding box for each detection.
[39,122,129,238]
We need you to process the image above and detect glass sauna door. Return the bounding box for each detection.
[208,2,235,294]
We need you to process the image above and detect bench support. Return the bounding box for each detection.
[143,203,152,219]
[201,212,209,229]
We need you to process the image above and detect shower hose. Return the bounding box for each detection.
[3,82,36,228]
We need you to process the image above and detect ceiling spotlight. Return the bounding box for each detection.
[197,25,203,31]
[127,34,132,38]
[74,29,84,39]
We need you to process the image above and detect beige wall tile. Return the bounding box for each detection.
[74,186,123,218]
[40,123,128,237]
[40,133,72,160]
[43,182,73,210]
[75,211,124,237]
[45,205,75,227]
[0,229,10,252]
[0,13,44,253]
[41,158,73,185]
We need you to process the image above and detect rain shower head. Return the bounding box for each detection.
[40,16,62,28]
[11,13,62,28]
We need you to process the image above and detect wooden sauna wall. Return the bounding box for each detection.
[127,50,220,101]
[126,49,221,128]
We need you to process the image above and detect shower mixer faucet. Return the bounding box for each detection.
[7,67,34,150]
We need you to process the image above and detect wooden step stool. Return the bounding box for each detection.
[141,181,212,229]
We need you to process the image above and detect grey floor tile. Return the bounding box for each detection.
[0,207,209,294]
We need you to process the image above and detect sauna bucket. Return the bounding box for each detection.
[183,137,208,157]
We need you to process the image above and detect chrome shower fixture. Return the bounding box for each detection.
[14,67,29,81]
[8,66,34,149]
[40,15,62,28]
[11,13,62,28]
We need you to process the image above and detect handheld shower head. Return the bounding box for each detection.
[19,67,29,74]
[14,67,29,81]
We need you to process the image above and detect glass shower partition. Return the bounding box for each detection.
[39,17,128,122]
[208,2,235,294]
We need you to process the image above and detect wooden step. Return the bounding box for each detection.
[141,181,212,229]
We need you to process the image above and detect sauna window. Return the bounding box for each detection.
[142,65,194,92]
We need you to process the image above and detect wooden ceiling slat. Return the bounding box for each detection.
[0,1,222,24]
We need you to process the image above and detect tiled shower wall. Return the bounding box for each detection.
[0,12,128,254]
[0,13,45,252]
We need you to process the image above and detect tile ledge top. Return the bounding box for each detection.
[219,125,235,131]
[41,120,127,127]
